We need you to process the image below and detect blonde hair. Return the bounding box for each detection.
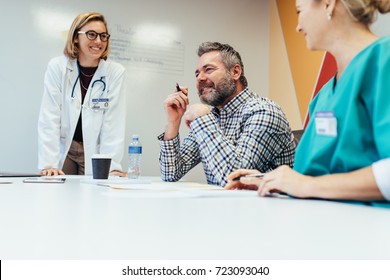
[340,0,390,25]
[64,12,110,60]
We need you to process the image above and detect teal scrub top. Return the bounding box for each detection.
[294,36,390,176]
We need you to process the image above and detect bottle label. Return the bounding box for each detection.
[128,146,142,154]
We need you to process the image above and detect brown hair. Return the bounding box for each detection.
[64,12,110,60]
[197,42,248,87]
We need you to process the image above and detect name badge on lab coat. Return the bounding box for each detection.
[315,111,337,137]
[91,98,109,110]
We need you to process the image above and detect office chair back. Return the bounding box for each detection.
[292,129,305,146]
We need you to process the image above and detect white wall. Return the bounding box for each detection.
[0,0,269,183]
[373,12,390,36]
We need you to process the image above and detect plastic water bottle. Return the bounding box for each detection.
[127,134,142,179]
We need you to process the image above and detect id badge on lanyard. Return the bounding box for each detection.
[315,111,337,137]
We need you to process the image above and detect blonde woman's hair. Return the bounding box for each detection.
[340,0,390,25]
[64,12,110,60]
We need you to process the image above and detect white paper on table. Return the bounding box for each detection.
[80,177,151,186]
[103,181,259,199]
[108,181,221,191]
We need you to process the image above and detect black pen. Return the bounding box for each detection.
[176,82,187,95]
[232,173,265,181]
[176,82,181,92]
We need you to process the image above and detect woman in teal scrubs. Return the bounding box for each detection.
[226,0,390,202]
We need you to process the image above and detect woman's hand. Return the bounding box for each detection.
[39,168,65,176]
[109,170,127,177]
[257,165,312,198]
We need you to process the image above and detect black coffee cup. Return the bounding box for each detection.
[91,154,112,179]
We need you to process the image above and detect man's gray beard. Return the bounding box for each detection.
[199,72,236,107]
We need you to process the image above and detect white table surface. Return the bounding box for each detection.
[0,176,389,260]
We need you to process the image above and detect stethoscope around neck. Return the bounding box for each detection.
[70,72,107,109]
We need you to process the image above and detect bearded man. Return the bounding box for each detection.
[158,42,295,186]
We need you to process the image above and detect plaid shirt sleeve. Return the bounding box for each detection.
[158,133,201,182]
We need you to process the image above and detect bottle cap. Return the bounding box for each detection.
[132,134,139,140]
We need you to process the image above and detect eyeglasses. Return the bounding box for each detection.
[78,30,110,42]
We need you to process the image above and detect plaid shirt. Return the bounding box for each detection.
[158,88,295,186]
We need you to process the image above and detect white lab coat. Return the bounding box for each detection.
[373,158,390,201]
[38,56,126,174]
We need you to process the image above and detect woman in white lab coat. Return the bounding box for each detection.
[38,12,126,176]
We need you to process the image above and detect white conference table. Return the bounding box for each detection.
[0,175,389,260]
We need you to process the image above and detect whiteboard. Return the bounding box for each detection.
[0,0,269,183]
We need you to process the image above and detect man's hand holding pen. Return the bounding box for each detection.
[225,169,263,191]
[175,82,211,129]
[162,83,189,140]
[164,83,189,117]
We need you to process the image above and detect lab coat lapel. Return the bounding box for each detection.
[67,59,80,103]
